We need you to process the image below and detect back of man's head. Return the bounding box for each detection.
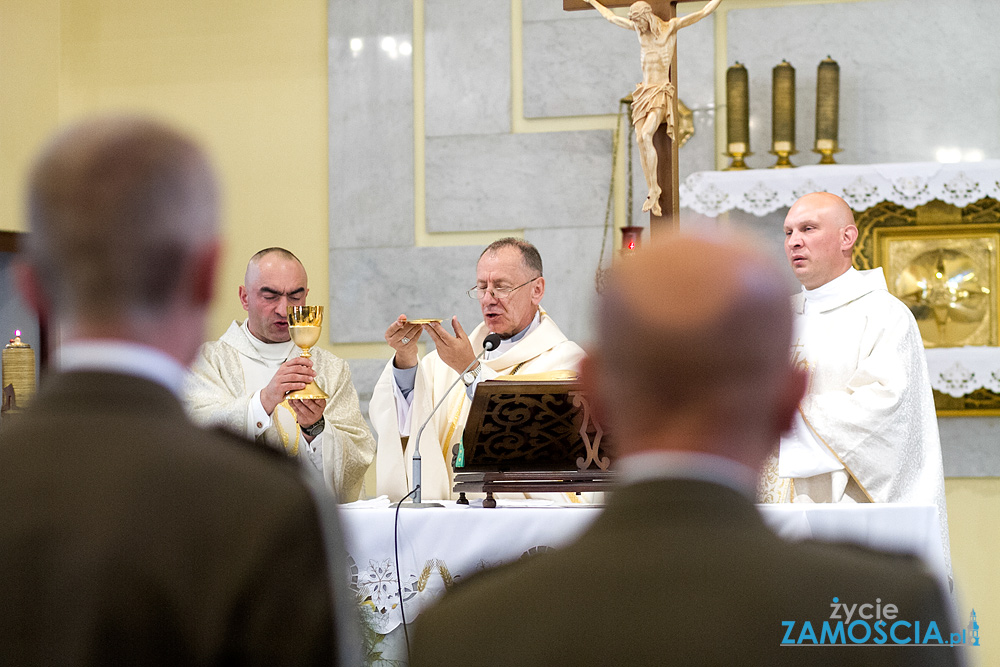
[24,115,219,325]
[586,234,805,469]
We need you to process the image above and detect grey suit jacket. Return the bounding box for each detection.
[0,371,344,666]
[412,478,960,666]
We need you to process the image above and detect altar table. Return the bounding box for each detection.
[339,501,947,640]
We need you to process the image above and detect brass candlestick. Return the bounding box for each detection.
[770,60,797,169]
[724,62,752,170]
[2,330,36,412]
[286,305,329,400]
[813,56,842,164]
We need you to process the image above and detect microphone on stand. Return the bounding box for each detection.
[409,332,502,507]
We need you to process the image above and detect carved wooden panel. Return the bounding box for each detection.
[460,380,609,472]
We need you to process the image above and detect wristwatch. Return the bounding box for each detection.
[462,363,483,387]
[301,417,325,438]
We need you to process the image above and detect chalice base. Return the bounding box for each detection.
[287,380,329,401]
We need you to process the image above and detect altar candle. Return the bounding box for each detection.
[772,60,796,153]
[2,329,36,410]
[726,62,750,154]
[815,57,840,150]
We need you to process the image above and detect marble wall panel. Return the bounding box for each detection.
[728,0,1000,169]
[329,0,414,249]
[425,0,511,137]
[425,130,612,232]
[940,418,1000,477]
[676,15,717,178]
[524,225,606,345]
[522,0,593,22]
[329,245,484,343]
[345,357,388,429]
[523,16,641,118]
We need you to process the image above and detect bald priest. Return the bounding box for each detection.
[185,248,376,502]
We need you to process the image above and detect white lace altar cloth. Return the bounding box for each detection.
[925,346,1000,397]
[680,160,1000,217]
[339,502,945,638]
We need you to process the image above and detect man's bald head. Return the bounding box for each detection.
[783,192,858,290]
[240,247,308,344]
[245,247,303,285]
[587,235,804,467]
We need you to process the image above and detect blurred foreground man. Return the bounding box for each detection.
[411,235,959,666]
[763,192,950,574]
[370,238,585,501]
[0,116,359,665]
[185,247,376,502]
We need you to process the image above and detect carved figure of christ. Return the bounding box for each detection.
[577,0,721,222]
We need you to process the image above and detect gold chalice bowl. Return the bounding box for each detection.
[286,305,329,400]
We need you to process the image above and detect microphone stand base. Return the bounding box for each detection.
[402,501,445,508]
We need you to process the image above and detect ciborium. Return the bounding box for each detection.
[286,305,329,400]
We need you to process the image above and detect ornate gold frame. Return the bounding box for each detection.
[853,198,1000,415]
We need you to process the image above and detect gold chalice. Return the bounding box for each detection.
[286,305,329,400]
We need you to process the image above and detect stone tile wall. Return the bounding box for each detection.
[329,0,1000,474]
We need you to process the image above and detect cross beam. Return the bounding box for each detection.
[564,0,705,236]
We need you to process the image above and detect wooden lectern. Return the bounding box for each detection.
[452,375,614,507]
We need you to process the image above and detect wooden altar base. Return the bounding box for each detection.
[454,470,616,507]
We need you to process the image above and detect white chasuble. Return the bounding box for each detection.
[184,321,377,502]
[370,312,586,502]
[761,268,951,575]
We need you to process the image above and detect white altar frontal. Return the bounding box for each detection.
[340,501,948,665]
[680,160,1000,218]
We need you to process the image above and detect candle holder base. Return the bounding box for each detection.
[723,151,752,171]
[813,146,842,165]
[769,149,798,169]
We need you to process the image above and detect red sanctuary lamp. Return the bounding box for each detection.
[620,226,643,255]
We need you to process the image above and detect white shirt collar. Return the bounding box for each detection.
[57,340,188,397]
[240,319,296,362]
[615,450,759,499]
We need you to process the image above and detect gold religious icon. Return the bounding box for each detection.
[286,305,330,400]
[894,247,992,347]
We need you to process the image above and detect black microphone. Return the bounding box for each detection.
[410,332,502,505]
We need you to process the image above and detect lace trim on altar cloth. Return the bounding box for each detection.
[680,160,1000,217]
[925,346,1000,397]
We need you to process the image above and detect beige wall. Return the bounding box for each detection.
[0,2,995,664]
[2,0,330,341]
[0,0,60,233]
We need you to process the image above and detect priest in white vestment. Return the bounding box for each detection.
[762,192,951,575]
[370,239,586,502]
[185,248,376,502]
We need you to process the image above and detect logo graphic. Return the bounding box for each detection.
[780,597,980,647]
[968,609,980,647]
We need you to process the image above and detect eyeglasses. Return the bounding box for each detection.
[466,277,539,301]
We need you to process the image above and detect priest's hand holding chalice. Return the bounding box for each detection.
[286,305,329,400]
[259,305,329,441]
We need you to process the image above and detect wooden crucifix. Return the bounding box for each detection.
[565,0,721,237]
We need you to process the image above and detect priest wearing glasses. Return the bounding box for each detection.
[370,238,585,501]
